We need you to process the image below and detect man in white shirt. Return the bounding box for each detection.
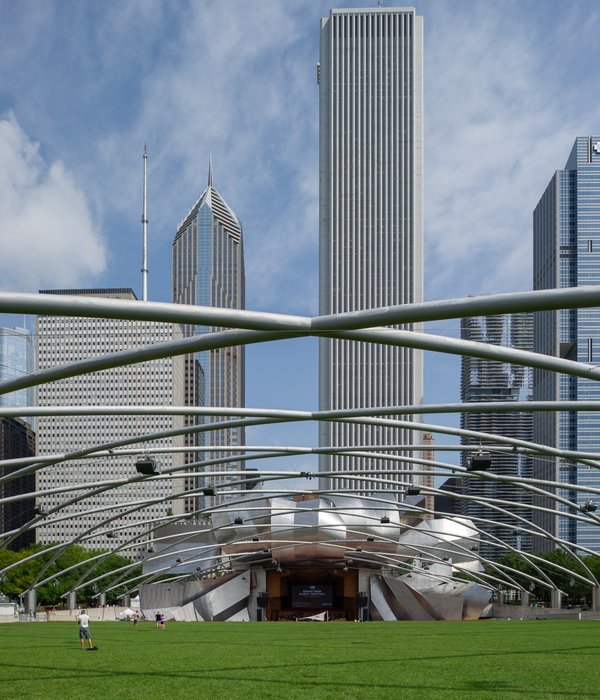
[77,609,94,650]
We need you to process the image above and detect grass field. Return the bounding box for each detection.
[1,619,599,699]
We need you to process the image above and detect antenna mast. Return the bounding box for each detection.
[141,144,148,301]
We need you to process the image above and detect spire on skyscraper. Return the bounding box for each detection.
[175,158,240,237]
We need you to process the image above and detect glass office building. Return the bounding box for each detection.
[0,326,34,417]
[533,136,600,553]
[460,313,533,560]
[172,165,245,505]
[318,7,424,493]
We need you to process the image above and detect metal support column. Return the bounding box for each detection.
[25,589,37,615]
[592,586,600,612]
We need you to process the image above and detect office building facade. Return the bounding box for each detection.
[460,313,533,560]
[318,7,424,492]
[0,326,34,417]
[35,289,185,558]
[172,166,245,504]
[0,417,36,551]
[533,136,600,553]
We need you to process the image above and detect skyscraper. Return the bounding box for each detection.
[35,288,185,558]
[318,7,424,492]
[533,136,600,553]
[460,313,533,560]
[0,326,34,418]
[0,417,35,551]
[172,165,245,504]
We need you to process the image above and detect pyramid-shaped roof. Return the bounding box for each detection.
[175,160,241,243]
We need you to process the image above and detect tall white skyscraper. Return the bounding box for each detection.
[35,289,185,559]
[318,7,424,492]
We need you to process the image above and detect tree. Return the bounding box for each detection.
[0,544,138,606]
[536,550,590,605]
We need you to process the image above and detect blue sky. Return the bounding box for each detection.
[1,0,600,478]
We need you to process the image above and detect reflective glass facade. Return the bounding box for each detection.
[172,169,245,506]
[0,326,34,418]
[0,416,35,551]
[533,136,600,553]
[460,313,533,560]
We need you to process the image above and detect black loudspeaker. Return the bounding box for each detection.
[257,594,268,608]
[467,452,492,471]
[357,593,368,607]
[135,457,159,475]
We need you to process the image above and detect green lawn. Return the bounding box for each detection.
[1,619,599,699]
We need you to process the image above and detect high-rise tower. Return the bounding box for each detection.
[0,417,35,551]
[460,313,533,560]
[533,136,600,553]
[0,326,35,549]
[318,7,424,492]
[35,288,185,558]
[0,326,34,417]
[172,164,245,504]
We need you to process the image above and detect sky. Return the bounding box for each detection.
[1,0,600,479]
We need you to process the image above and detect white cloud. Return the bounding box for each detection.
[424,1,600,300]
[82,1,319,311]
[0,114,107,291]
[4,0,600,313]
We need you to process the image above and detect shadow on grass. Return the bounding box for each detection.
[1,643,599,697]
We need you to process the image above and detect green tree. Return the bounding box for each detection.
[0,544,138,607]
[536,550,591,606]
